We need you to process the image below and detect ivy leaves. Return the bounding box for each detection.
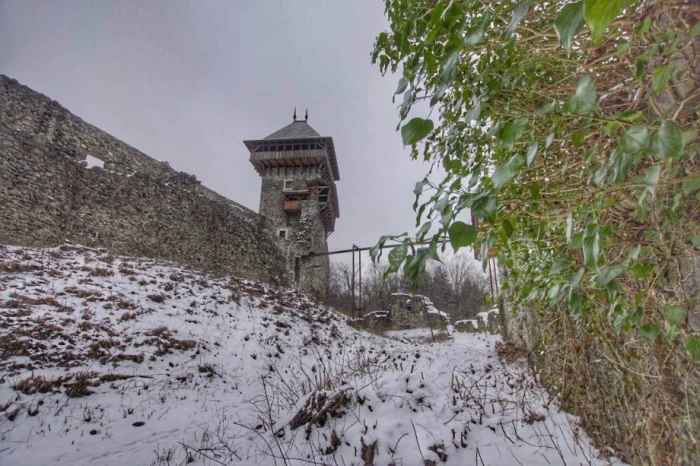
[493,155,524,189]
[401,117,434,146]
[649,120,682,159]
[652,63,675,94]
[502,0,534,38]
[498,117,528,151]
[583,0,635,42]
[582,222,600,271]
[448,221,477,251]
[554,1,585,52]
[621,125,648,153]
[373,0,699,364]
[561,76,598,115]
[555,0,636,50]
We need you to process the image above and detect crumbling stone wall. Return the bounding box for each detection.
[0,75,289,286]
[258,172,330,297]
[389,294,449,329]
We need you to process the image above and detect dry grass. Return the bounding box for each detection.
[65,371,99,398]
[13,374,65,395]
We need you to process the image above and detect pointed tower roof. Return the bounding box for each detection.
[244,116,340,181]
[264,120,321,139]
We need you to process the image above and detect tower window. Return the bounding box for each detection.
[283,179,293,191]
[278,228,288,239]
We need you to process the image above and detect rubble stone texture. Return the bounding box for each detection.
[0,75,336,295]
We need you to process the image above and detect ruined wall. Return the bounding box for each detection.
[0,75,289,286]
[389,294,449,329]
[259,173,330,297]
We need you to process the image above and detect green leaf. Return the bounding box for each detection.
[401,118,434,146]
[502,0,534,38]
[554,1,585,52]
[652,63,675,94]
[471,190,498,223]
[466,13,490,45]
[569,267,585,292]
[440,203,454,227]
[448,221,477,251]
[612,151,633,184]
[526,140,539,168]
[691,20,700,38]
[621,125,649,153]
[636,17,651,34]
[370,235,390,263]
[692,234,700,250]
[438,52,460,86]
[566,212,573,244]
[539,100,556,114]
[493,154,524,189]
[550,259,570,275]
[394,77,408,95]
[630,306,644,326]
[649,120,682,159]
[598,265,623,285]
[385,243,408,276]
[502,218,514,238]
[681,176,700,195]
[664,305,687,325]
[640,325,660,342]
[480,230,497,271]
[561,76,598,115]
[594,165,608,187]
[681,128,698,148]
[582,222,600,270]
[428,239,441,261]
[643,165,660,198]
[434,195,450,213]
[684,336,700,362]
[629,264,654,278]
[465,102,481,123]
[545,133,554,148]
[414,179,428,197]
[583,0,634,42]
[498,117,528,151]
[416,221,432,239]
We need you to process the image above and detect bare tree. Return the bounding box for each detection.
[327,253,487,321]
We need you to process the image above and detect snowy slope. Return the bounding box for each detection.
[0,245,623,466]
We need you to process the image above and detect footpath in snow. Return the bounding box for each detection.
[0,245,623,465]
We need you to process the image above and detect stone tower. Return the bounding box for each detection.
[243,112,340,297]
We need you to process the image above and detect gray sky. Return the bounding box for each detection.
[0,0,456,265]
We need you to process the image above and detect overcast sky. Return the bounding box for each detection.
[0,0,465,266]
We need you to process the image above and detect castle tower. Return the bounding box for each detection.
[243,111,340,296]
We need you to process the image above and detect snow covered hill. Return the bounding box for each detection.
[0,245,622,466]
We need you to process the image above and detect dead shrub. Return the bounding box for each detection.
[0,262,41,273]
[65,371,99,398]
[148,294,166,303]
[0,332,38,357]
[198,363,218,376]
[12,375,65,395]
[289,388,352,434]
[89,267,113,277]
[496,341,526,364]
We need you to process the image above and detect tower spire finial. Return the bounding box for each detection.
[305,108,308,122]
[293,107,297,122]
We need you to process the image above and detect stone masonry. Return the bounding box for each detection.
[0,75,290,287]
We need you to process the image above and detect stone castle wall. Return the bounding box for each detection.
[259,173,330,296]
[0,75,289,286]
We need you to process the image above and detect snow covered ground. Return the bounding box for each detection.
[0,245,624,466]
